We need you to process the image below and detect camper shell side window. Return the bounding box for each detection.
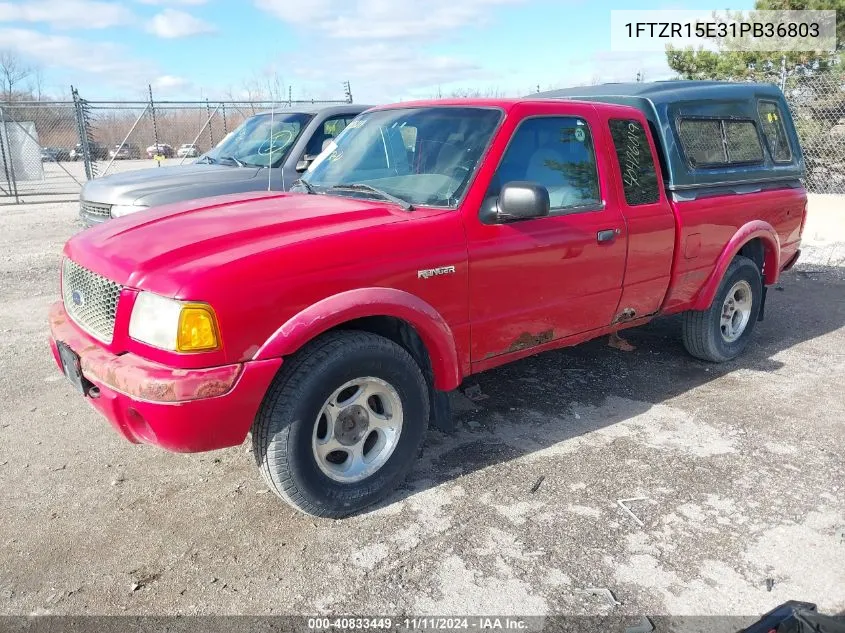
[757,100,793,163]
[676,116,765,169]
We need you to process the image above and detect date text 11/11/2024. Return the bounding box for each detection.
[307,617,530,630]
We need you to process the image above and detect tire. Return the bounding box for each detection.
[252,330,429,518]
[682,255,763,362]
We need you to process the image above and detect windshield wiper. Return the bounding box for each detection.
[293,179,317,194]
[217,155,246,167]
[330,183,414,211]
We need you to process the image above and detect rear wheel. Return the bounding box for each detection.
[252,330,429,517]
[682,255,762,362]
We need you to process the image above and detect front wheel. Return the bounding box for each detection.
[252,331,429,517]
[682,255,763,363]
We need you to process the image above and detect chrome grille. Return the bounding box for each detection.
[79,201,111,218]
[62,259,122,344]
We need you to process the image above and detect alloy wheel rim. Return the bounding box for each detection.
[720,280,753,343]
[311,377,403,483]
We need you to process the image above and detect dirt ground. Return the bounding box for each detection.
[0,194,843,623]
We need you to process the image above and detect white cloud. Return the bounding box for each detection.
[137,0,206,5]
[0,0,133,29]
[253,0,527,102]
[147,8,215,38]
[283,43,490,103]
[255,0,526,38]
[152,74,191,92]
[0,27,158,91]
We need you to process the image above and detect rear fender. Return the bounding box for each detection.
[253,288,463,391]
[692,221,780,311]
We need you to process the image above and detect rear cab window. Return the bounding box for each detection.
[608,119,660,206]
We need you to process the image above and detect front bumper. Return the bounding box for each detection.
[48,301,282,452]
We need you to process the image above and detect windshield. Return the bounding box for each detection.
[301,107,502,207]
[202,112,312,168]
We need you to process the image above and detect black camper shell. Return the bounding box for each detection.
[535,81,804,195]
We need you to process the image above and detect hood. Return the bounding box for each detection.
[65,191,411,296]
[80,164,263,206]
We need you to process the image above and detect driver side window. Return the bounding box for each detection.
[493,117,601,212]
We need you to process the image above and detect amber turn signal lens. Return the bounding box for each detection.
[176,304,220,352]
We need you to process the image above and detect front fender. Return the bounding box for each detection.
[692,220,781,311]
[252,288,463,391]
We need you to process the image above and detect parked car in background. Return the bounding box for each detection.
[69,142,109,161]
[109,143,141,160]
[177,143,200,158]
[146,143,174,159]
[54,82,806,517]
[78,104,370,226]
[40,146,70,162]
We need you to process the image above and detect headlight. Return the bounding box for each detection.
[129,292,221,352]
[111,204,147,218]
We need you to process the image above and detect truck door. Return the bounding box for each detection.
[603,116,675,319]
[464,106,627,363]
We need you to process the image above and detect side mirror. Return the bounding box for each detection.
[295,154,320,172]
[480,181,550,224]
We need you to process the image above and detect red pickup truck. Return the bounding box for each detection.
[50,81,806,517]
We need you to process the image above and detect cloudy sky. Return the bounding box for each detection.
[0,0,754,103]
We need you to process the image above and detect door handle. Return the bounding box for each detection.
[597,228,619,243]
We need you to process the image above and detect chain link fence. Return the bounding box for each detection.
[2,78,844,203]
[783,72,845,195]
[0,87,349,203]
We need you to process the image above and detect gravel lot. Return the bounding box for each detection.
[0,193,843,623]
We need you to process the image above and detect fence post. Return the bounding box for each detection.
[148,84,160,164]
[71,86,96,180]
[779,55,787,92]
[206,98,214,149]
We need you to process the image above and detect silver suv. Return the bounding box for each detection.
[79,104,370,227]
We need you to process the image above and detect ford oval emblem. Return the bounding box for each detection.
[71,289,85,308]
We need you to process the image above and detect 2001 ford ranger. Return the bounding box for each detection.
[49,81,806,517]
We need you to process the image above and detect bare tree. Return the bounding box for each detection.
[263,71,287,103]
[0,50,32,102]
[28,66,45,101]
